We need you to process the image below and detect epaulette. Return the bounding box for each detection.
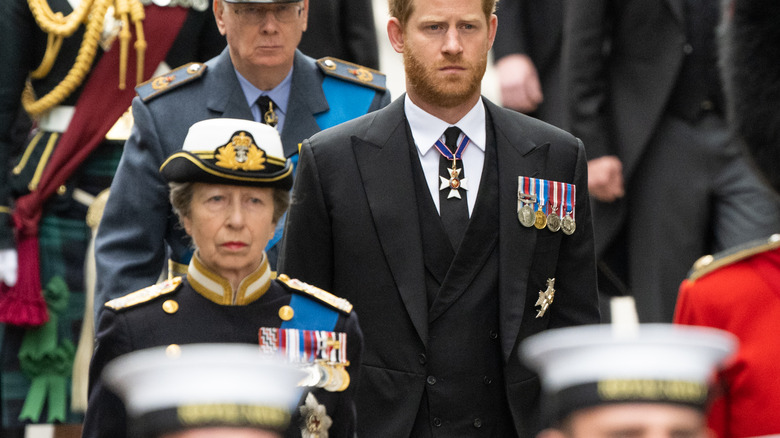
[104,277,183,311]
[277,274,353,314]
[688,234,780,281]
[135,62,207,103]
[316,57,387,91]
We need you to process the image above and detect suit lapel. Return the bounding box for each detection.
[352,98,429,346]
[489,101,551,362]
[282,51,329,157]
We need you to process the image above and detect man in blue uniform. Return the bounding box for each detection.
[94,0,391,320]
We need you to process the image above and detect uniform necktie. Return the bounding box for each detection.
[439,126,469,249]
[256,95,278,127]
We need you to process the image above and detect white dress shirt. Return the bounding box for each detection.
[404,95,487,216]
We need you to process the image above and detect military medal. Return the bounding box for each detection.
[562,183,576,235]
[436,132,470,199]
[439,164,468,199]
[517,177,537,227]
[300,393,332,438]
[534,178,548,230]
[519,196,536,227]
[547,181,561,232]
[535,278,556,318]
[259,328,351,392]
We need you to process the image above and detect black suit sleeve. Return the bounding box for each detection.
[328,310,364,437]
[493,0,530,61]
[339,0,380,70]
[279,140,335,291]
[549,138,601,328]
[563,0,615,159]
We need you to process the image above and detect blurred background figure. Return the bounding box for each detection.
[84,119,361,438]
[675,1,780,436]
[522,318,736,438]
[299,0,380,69]
[101,343,305,438]
[492,0,566,128]
[563,0,780,323]
[0,0,224,435]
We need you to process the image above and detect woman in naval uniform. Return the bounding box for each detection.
[82,118,362,438]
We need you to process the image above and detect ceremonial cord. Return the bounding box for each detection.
[22,0,147,117]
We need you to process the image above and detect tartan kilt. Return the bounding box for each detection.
[1,139,122,429]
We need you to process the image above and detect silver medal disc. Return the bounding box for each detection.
[518,204,536,227]
[547,213,561,232]
[561,215,576,235]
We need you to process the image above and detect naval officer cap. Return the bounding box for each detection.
[102,343,306,437]
[160,118,293,190]
[521,323,737,425]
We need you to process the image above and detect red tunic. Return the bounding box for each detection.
[675,245,780,438]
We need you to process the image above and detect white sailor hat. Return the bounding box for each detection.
[521,324,737,425]
[103,343,305,437]
[160,118,293,190]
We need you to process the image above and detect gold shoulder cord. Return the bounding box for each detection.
[22,0,147,117]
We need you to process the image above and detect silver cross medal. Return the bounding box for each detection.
[440,161,468,199]
[535,278,556,318]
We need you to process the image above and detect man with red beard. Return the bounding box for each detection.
[279,0,600,436]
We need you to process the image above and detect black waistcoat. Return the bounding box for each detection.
[406,116,516,437]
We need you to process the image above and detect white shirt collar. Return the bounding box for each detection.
[404,95,487,156]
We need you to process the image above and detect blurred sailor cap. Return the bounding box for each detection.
[103,343,305,437]
[521,323,737,424]
[160,118,293,190]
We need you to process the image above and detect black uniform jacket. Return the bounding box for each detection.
[83,254,363,438]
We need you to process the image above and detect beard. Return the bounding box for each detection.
[403,43,487,109]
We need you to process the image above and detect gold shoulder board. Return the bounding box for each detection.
[316,57,387,91]
[135,62,207,102]
[277,274,353,314]
[688,234,780,281]
[105,277,183,311]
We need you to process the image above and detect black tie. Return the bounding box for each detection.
[439,126,469,250]
[256,95,278,127]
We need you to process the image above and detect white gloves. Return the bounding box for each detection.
[0,248,18,287]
